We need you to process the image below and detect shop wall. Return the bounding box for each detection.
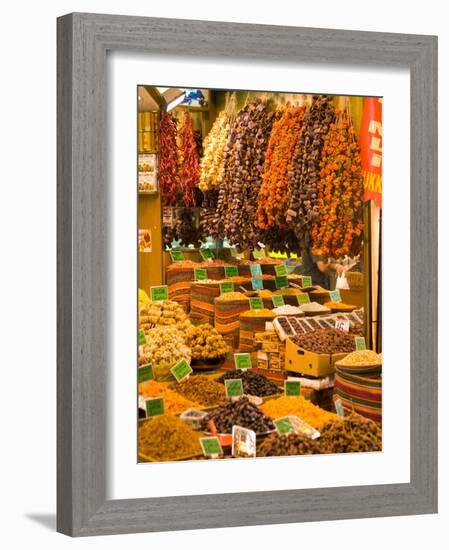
[1,1,446,550]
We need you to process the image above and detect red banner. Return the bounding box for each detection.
[359,97,382,207]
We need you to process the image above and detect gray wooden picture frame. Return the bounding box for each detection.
[57,12,438,537]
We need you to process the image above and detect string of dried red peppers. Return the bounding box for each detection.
[311,110,364,257]
[177,111,199,207]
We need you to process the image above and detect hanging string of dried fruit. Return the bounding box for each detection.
[214,98,279,249]
[158,112,180,206]
[177,111,199,207]
[286,96,336,251]
[310,110,364,257]
[257,103,306,253]
[199,110,232,194]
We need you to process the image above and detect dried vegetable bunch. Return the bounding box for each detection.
[214,99,278,249]
[158,112,180,205]
[311,110,364,257]
[177,111,199,207]
[199,110,232,192]
[286,96,336,249]
[258,103,306,230]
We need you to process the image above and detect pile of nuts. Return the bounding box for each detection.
[184,323,229,360]
[291,328,356,354]
[200,397,275,434]
[139,300,190,335]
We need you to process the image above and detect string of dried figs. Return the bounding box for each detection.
[158,112,180,206]
[310,109,364,257]
[214,99,279,249]
[177,111,198,207]
[258,103,306,230]
[286,96,336,248]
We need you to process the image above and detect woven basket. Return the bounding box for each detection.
[190,282,221,325]
[239,313,276,352]
[345,271,364,289]
[166,266,194,312]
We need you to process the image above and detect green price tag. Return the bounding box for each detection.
[275,276,288,289]
[225,378,244,398]
[150,285,168,301]
[272,295,285,307]
[138,330,146,345]
[335,398,344,417]
[219,282,234,294]
[200,436,223,457]
[194,268,207,281]
[274,264,287,277]
[329,290,342,302]
[145,397,164,417]
[274,417,295,435]
[170,358,193,382]
[138,364,154,383]
[234,353,252,370]
[224,265,239,277]
[200,248,215,261]
[301,276,312,288]
[355,337,366,350]
[170,250,185,262]
[253,249,266,259]
[297,293,311,305]
[250,264,262,277]
[251,277,263,290]
[284,380,301,396]
[249,297,264,310]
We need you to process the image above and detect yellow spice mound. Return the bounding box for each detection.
[261,395,338,430]
[139,380,200,414]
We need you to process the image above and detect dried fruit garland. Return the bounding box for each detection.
[214,99,278,249]
[177,111,198,207]
[286,96,336,249]
[311,110,364,257]
[258,104,306,230]
[158,112,180,206]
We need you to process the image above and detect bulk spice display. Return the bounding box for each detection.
[137,87,383,463]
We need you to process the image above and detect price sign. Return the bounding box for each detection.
[145,397,164,417]
[219,281,234,294]
[249,297,264,310]
[275,276,288,289]
[170,250,185,262]
[200,436,223,457]
[284,380,301,396]
[253,248,266,259]
[297,293,311,305]
[200,248,215,261]
[250,264,262,277]
[355,337,366,350]
[272,295,285,307]
[138,364,154,383]
[150,285,168,301]
[224,265,239,277]
[225,378,244,398]
[335,319,350,332]
[274,416,295,435]
[234,353,252,370]
[138,329,146,345]
[335,398,344,417]
[301,276,312,288]
[170,358,193,382]
[274,264,287,277]
[329,290,342,302]
[194,268,207,281]
[251,277,263,290]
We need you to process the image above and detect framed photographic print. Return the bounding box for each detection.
[57,13,437,536]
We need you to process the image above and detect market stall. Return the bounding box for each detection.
[137,86,382,462]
